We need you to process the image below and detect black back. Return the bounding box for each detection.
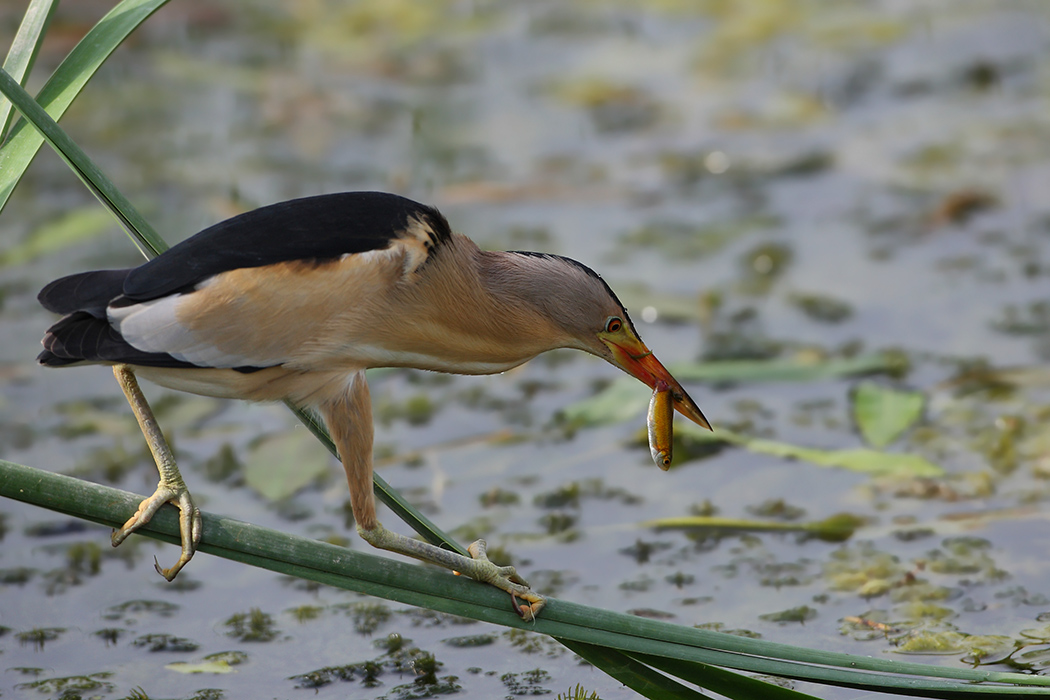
[123,191,450,301]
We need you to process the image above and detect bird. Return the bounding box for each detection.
[37,191,711,620]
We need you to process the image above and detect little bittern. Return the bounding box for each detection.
[38,192,711,619]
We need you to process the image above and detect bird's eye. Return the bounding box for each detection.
[605,316,623,333]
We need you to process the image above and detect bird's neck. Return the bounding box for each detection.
[407,245,577,374]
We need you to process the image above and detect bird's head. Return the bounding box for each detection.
[501,251,711,431]
[592,308,711,431]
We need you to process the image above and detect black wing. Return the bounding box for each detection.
[123,191,450,301]
[37,191,449,370]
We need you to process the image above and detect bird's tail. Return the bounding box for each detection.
[39,311,127,366]
[38,268,132,316]
[38,268,134,367]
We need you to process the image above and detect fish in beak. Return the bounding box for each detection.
[605,335,712,431]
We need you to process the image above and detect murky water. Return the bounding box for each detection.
[3,2,1050,698]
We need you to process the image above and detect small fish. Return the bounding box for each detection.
[647,380,673,470]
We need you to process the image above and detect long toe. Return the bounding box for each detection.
[113,484,201,581]
[464,539,545,620]
[154,493,202,581]
[112,486,176,547]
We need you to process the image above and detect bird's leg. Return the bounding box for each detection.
[112,364,202,580]
[357,524,544,620]
[323,372,545,621]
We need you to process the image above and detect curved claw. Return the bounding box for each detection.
[114,484,202,581]
[465,539,546,621]
[509,589,545,622]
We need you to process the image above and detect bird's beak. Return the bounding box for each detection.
[605,337,712,431]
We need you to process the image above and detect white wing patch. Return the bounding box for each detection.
[108,284,269,369]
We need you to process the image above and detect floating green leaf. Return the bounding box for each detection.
[896,631,969,655]
[14,672,114,695]
[760,606,819,625]
[152,396,223,433]
[243,429,333,502]
[747,440,941,477]
[671,351,908,383]
[644,512,866,543]
[677,423,943,477]
[852,381,925,448]
[788,291,853,324]
[166,651,249,675]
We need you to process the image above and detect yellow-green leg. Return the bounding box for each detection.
[323,371,545,621]
[112,364,202,580]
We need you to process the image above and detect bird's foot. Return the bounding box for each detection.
[357,524,545,620]
[113,481,202,581]
[459,539,545,621]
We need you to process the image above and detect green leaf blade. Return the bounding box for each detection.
[0,0,170,227]
[0,67,165,257]
[560,640,712,700]
[633,651,820,700]
[0,0,59,141]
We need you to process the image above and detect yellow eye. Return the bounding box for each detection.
[605,316,623,333]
